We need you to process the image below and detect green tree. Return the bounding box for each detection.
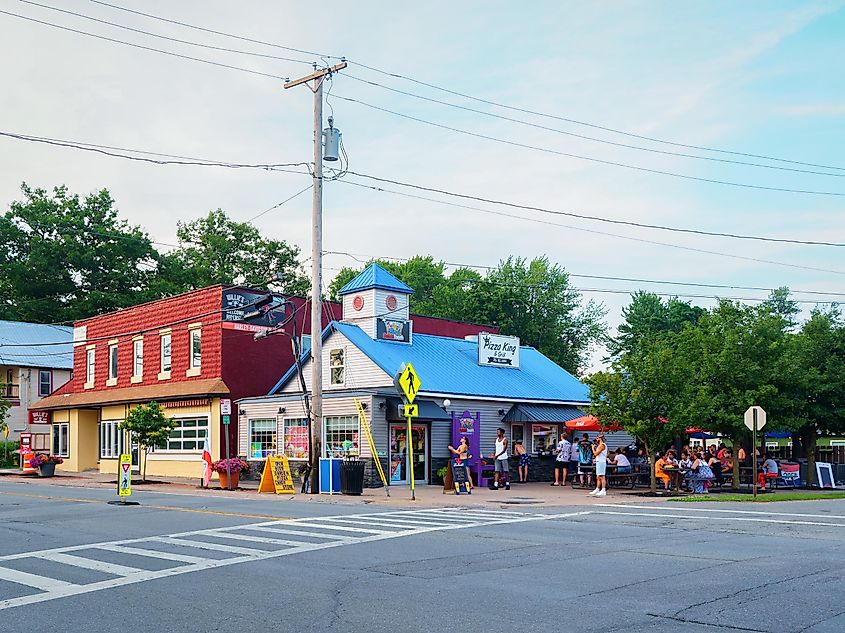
[609,291,704,359]
[0,184,160,323]
[588,334,691,491]
[119,401,178,482]
[168,209,309,295]
[786,308,845,485]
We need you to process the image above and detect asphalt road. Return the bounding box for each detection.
[1,480,844,633]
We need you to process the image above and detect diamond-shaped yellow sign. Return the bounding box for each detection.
[398,363,421,404]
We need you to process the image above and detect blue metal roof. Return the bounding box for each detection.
[503,403,585,424]
[337,263,414,296]
[0,320,73,369]
[270,322,589,403]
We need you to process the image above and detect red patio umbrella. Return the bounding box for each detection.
[565,415,622,432]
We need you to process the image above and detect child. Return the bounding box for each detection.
[514,440,530,483]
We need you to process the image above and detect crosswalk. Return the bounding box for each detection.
[0,508,547,611]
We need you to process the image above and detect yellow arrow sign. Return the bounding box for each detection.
[404,403,419,418]
[398,363,421,404]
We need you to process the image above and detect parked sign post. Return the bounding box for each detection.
[107,453,139,506]
[744,406,767,499]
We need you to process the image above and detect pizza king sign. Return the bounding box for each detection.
[478,333,520,368]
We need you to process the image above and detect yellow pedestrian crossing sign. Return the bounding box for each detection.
[398,363,421,404]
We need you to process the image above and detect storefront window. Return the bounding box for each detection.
[324,415,359,457]
[511,424,524,446]
[284,418,309,460]
[164,416,208,451]
[248,419,276,459]
[531,424,558,454]
[100,420,122,458]
[52,423,69,457]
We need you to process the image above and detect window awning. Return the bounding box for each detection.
[386,398,451,422]
[503,404,584,424]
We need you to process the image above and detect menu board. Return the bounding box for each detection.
[451,458,471,494]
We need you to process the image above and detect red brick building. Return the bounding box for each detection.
[32,285,496,476]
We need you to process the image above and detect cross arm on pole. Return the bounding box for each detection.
[284,62,348,89]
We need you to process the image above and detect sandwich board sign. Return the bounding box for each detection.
[118,453,132,497]
[258,455,296,494]
[451,459,471,495]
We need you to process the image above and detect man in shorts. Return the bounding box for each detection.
[552,434,571,486]
[490,427,510,490]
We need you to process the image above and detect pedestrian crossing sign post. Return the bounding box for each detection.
[395,363,423,501]
[108,453,139,506]
[398,363,421,404]
[403,404,418,418]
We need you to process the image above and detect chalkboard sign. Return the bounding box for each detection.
[816,462,835,489]
[258,455,296,494]
[451,458,471,495]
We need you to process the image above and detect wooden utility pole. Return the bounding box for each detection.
[284,61,347,494]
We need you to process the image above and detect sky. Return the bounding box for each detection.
[1,0,844,373]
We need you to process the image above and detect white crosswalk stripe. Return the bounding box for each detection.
[0,508,547,611]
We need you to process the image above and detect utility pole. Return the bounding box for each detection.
[284,61,347,494]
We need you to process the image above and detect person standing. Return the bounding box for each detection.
[569,435,581,486]
[578,433,594,488]
[589,434,608,497]
[514,440,530,483]
[552,434,571,486]
[490,427,510,490]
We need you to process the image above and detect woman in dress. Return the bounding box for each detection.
[686,450,715,493]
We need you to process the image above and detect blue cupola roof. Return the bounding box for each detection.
[337,263,414,296]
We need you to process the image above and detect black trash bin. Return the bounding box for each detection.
[340,459,365,495]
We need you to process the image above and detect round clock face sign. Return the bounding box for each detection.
[352,295,364,311]
[385,295,398,311]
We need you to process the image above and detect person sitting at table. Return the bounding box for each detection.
[685,449,715,493]
[707,450,724,486]
[609,448,632,474]
[757,453,779,490]
[678,449,694,491]
[655,450,675,490]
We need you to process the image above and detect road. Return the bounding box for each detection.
[0,480,844,633]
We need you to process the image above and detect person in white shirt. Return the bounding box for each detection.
[489,427,510,490]
[553,436,572,486]
[589,434,608,497]
[569,437,582,486]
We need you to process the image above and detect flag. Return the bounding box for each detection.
[201,436,213,488]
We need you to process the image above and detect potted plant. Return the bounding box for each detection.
[213,458,250,489]
[30,453,63,477]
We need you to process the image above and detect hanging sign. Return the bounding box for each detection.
[377,318,412,343]
[478,333,520,368]
[118,453,132,497]
[28,411,52,425]
[258,455,296,494]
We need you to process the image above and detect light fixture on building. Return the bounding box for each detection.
[378,401,385,410]
[443,399,451,408]
[278,407,286,414]
[361,402,368,410]
[239,409,246,416]
[498,409,505,416]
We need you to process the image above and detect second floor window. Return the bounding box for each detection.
[86,349,95,383]
[190,329,201,369]
[330,348,345,385]
[160,334,171,372]
[38,370,52,396]
[133,339,143,377]
[109,345,118,380]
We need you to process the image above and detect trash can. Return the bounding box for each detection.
[340,459,365,495]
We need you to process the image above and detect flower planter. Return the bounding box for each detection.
[38,462,56,477]
[218,471,240,489]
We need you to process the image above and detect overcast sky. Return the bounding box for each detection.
[2,1,844,371]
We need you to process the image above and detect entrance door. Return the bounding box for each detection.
[389,424,428,484]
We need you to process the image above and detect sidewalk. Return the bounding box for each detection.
[0,469,667,507]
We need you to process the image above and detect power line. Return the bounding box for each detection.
[344,74,844,179]
[83,1,842,173]
[336,96,845,198]
[0,9,289,80]
[323,250,845,299]
[246,185,312,223]
[19,0,315,66]
[343,171,845,247]
[334,178,845,277]
[88,0,332,59]
[347,63,845,173]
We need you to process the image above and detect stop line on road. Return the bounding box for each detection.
[0,508,550,612]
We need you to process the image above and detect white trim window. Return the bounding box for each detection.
[38,370,52,397]
[531,424,558,454]
[86,349,95,384]
[100,420,123,458]
[283,418,309,460]
[108,344,118,380]
[133,339,143,378]
[164,416,208,452]
[323,415,359,457]
[329,348,345,385]
[190,329,202,369]
[160,334,172,372]
[52,423,69,457]
[511,424,524,446]
[248,419,276,459]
